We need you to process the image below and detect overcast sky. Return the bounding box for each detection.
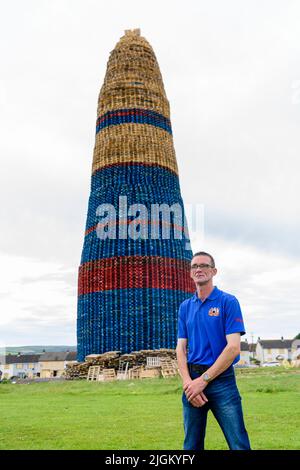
[0,0,299,348]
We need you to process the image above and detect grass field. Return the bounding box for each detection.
[0,367,299,450]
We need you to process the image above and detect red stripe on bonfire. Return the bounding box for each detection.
[78,256,194,295]
[92,162,178,177]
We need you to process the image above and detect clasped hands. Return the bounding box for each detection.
[183,376,208,408]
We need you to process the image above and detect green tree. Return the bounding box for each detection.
[294,333,300,339]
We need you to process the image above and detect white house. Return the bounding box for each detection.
[0,354,41,379]
[256,338,300,364]
[236,341,251,366]
[39,351,77,378]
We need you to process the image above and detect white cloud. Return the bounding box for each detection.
[0,253,77,345]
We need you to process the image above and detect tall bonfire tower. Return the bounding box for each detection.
[77,29,194,361]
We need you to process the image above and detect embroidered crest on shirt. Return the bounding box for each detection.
[208,307,220,316]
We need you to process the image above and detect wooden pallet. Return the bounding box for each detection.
[128,366,143,379]
[117,361,129,380]
[140,367,161,379]
[160,359,178,378]
[103,368,116,381]
[146,356,161,368]
[87,365,101,381]
[161,367,177,378]
[171,359,179,373]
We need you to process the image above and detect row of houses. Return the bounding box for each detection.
[238,337,300,366]
[1,338,300,379]
[0,352,77,380]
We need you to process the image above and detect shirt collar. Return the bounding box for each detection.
[192,286,220,302]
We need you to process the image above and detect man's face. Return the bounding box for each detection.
[190,255,217,286]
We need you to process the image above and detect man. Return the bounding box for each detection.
[176,251,251,450]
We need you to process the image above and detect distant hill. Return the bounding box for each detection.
[0,345,77,355]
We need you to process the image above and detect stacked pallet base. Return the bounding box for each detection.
[65,348,179,380]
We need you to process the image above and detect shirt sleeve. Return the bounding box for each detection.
[177,303,188,339]
[224,297,246,336]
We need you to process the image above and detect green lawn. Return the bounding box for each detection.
[0,367,299,450]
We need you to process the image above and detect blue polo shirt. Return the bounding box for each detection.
[177,286,246,366]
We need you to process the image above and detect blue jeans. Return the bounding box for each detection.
[182,366,251,450]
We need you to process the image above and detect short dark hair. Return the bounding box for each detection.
[192,251,215,268]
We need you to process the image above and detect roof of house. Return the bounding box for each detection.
[39,351,77,362]
[241,342,250,351]
[66,351,77,361]
[1,354,41,365]
[258,339,293,349]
